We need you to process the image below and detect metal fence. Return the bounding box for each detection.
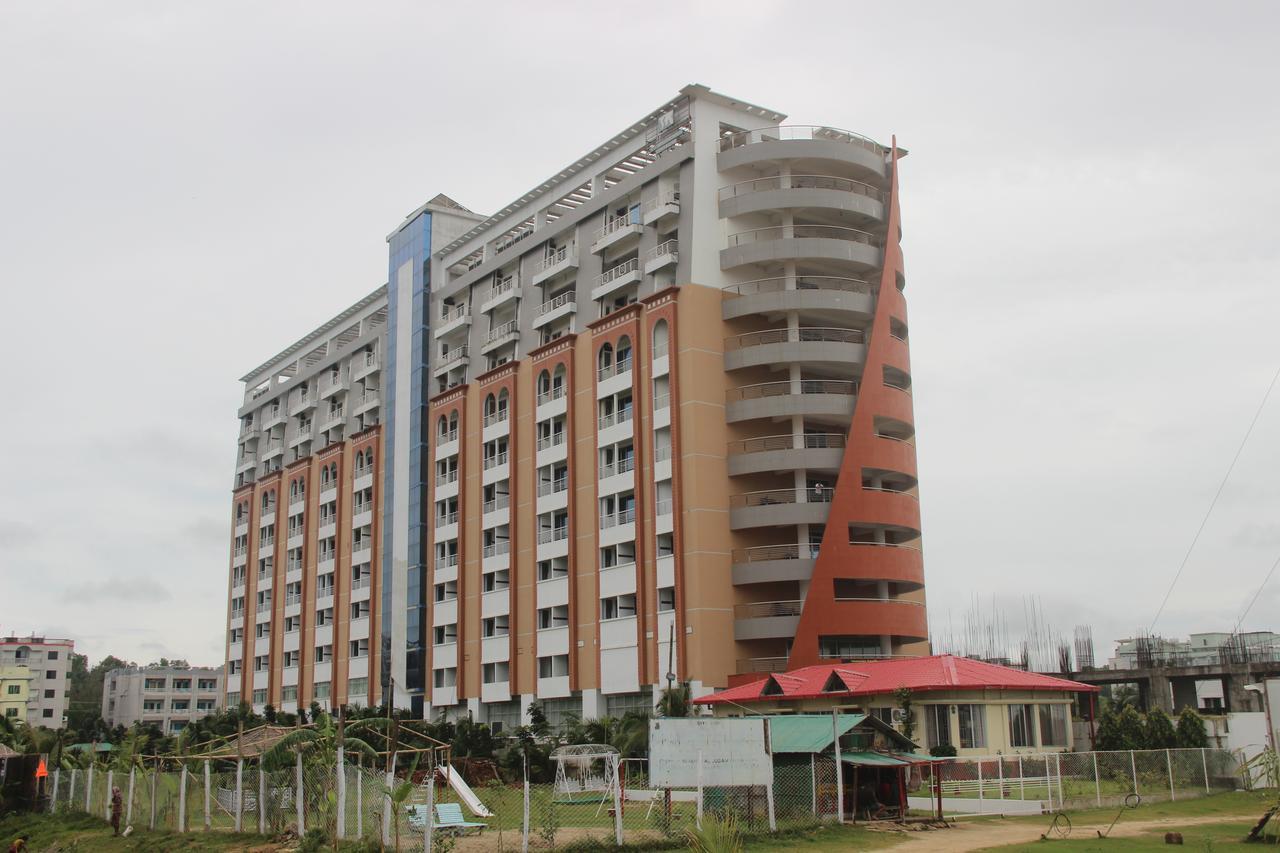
[921,748,1239,816]
[44,747,1241,848]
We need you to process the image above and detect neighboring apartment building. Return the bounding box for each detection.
[101,664,223,733]
[225,85,927,725]
[0,636,73,727]
[0,666,33,723]
[417,84,925,726]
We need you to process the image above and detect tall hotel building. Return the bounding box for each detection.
[226,85,927,723]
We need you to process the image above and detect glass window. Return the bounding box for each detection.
[925,705,951,748]
[958,704,987,749]
[1038,704,1069,747]
[1009,704,1035,748]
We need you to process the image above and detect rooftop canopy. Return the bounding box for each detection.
[696,654,1099,706]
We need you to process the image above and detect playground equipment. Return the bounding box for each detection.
[437,765,493,817]
[552,744,621,810]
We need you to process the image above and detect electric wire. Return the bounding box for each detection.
[1149,361,1280,631]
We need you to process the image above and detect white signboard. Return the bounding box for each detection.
[648,718,772,787]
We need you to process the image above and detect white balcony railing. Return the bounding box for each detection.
[536,290,576,317]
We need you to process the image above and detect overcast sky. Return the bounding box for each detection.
[2,1,1278,671]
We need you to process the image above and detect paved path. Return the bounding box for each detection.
[892,812,1251,851]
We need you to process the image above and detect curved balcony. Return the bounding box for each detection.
[721,225,883,272]
[727,433,845,476]
[731,544,816,586]
[718,174,886,222]
[733,599,803,641]
[717,125,887,180]
[729,487,833,530]
[722,276,875,322]
[724,327,866,373]
[726,379,857,424]
[841,542,926,586]
[822,597,929,642]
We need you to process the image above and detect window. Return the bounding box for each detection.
[285,615,300,633]
[314,681,330,699]
[958,704,987,749]
[252,689,267,704]
[173,679,191,690]
[42,708,52,718]
[315,644,332,663]
[197,699,216,711]
[1038,704,1069,747]
[283,651,299,668]
[254,655,268,672]
[229,660,241,675]
[600,594,636,621]
[43,689,55,699]
[4,709,15,718]
[433,625,457,645]
[144,700,164,712]
[5,685,18,695]
[925,705,951,748]
[45,670,55,680]
[349,639,369,658]
[351,600,370,619]
[1009,704,1035,748]
[171,699,189,711]
[538,654,570,679]
[433,668,456,689]
[281,686,297,703]
[482,662,509,684]
[47,651,58,660]
[348,677,368,696]
[226,691,240,707]
[657,587,676,612]
[198,679,218,691]
[316,606,333,626]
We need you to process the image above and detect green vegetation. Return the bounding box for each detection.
[1095,705,1208,751]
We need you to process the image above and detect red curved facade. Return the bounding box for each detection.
[787,141,928,668]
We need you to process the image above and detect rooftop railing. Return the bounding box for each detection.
[717,124,885,155]
[727,224,883,249]
[718,174,885,201]
[725,327,864,350]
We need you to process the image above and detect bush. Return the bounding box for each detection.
[1176,707,1209,748]
[929,744,957,758]
[1144,708,1178,750]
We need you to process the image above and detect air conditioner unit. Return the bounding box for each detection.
[891,708,907,723]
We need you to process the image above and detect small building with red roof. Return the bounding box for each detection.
[694,654,1098,755]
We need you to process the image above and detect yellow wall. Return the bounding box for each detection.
[708,688,1078,754]
[0,665,32,722]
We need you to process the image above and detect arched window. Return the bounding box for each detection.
[355,450,365,469]
[448,411,459,435]
[552,364,566,394]
[497,388,509,414]
[616,336,632,370]
[598,343,614,373]
[289,480,298,499]
[652,319,669,355]
[438,415,449,438]
[321,467,330,485]
[365,448,374,468]
[483,394,496,417]
[537,370,551,396]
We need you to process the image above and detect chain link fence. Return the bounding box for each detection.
[43,747,1242,848]
[925,747,1239,816]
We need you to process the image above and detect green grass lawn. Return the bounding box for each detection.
[0,810,292,851]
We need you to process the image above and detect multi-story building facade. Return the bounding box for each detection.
[0,666,34,723]
[417,85,927,725]
[0,636,73,726]
[224,85,928,724]
[226,290,391,716]
[101,664,223,733]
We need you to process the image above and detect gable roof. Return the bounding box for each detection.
[696,655,1097,706]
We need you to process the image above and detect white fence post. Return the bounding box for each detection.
[832,712,844,824]
[126,766,135,826]
[235,759,243,832]
[696,750,704,830]
[1201,748,1210,793]
[424,774,434,853]
[68,768,77,809]
[810,754,817,816]
[612,754,624,847]
[50,769,60,812]
[521,761,530,853]
[765,753,777,832]
[1044,755,1053,812]
[335,747,346,840]
[997,756,1005,800]
[85,765,93,812]
[259,763,266,835]
[977,759,984,805]
[382,769,392,846]
[1167,749,1175,801]
[1093,751,1101,806]
[356,764,363,838]
[1130,750,1139,795]
[204,760,211,831]
[178,765,187,833]
[105,770,114,821]
[1055,753,1064,807]
[149,769,157,830]
[1018,755,1024,799]
[295,751,305,836]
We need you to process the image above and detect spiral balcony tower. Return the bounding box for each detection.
[717,128,927,676]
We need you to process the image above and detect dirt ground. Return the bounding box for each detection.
[889,812,1254,852]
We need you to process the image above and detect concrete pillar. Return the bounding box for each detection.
[581,688,603,720]
[1170,678,1199,712]
[466,696,482,721]
[1146,673,1174,713]
[519,693,536,726]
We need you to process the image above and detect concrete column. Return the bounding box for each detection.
[519,693,536,726]
[1146,673,1175,713]
[581,688,603,720]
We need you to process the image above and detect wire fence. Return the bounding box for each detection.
[44,747,1241,848]
[923,748,1240,816]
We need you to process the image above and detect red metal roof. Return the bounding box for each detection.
[695,655,1098,705]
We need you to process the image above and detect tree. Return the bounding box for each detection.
[65,653,128,734]
[894,687,916,742]
[526,700,551,737]
[1176,707,1209,748]
[1143,708,1178,750]
[657,683,692,718]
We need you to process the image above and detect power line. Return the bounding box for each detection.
[1231,552,1280,637]
[1149,360,1280,632]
